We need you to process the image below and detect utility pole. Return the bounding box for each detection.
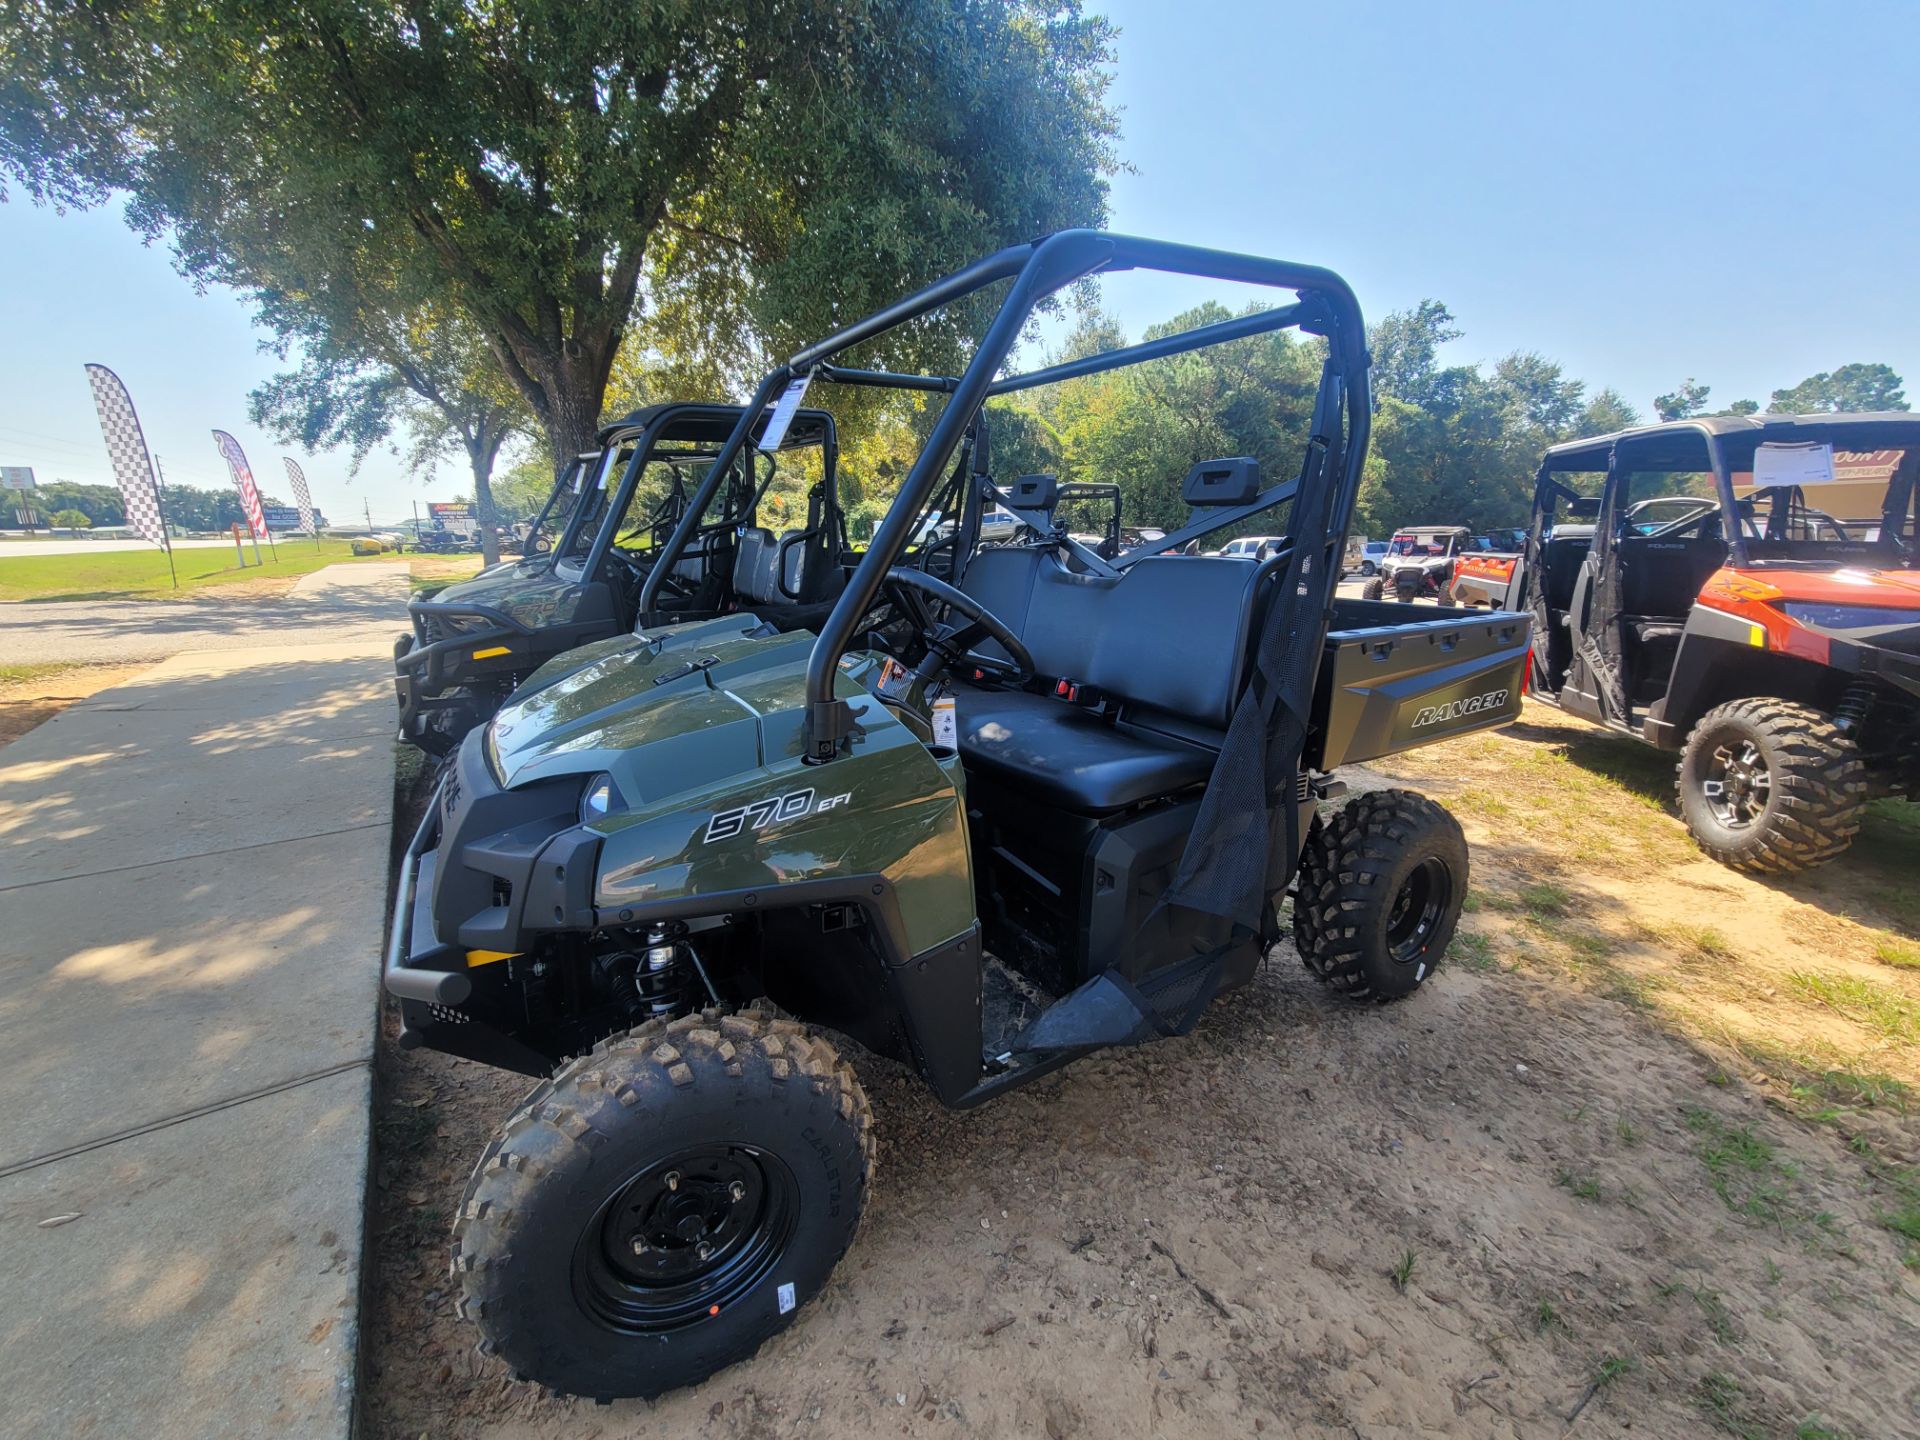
[365,498,374,532]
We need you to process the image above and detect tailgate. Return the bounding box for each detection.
[1307,600,1532,770]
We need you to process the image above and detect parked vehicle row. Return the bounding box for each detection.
[378,230,1916,1407]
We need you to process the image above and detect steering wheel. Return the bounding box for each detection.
[608,545,699,601]
[882,567,1034,687]
[1635,498,1720,542]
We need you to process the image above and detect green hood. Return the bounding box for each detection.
[489,615,837,797]
[480,612,973,960]
[424,556,589,630]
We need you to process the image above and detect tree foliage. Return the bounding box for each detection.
[977,298,1653,539]
[249,297,529,561]
[1768,362,1908,414]
[2,0,1119,473]
[1654,378,1713,421]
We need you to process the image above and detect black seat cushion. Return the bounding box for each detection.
[955,688,1215,814]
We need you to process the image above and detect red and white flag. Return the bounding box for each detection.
[83,364,169,549]
[282,457,318,535]
[213,430,271,542]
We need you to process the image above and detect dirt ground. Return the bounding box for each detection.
[363,703,1919,1439]
[0,663,149,746]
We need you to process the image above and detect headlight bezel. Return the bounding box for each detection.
[1780,600,1920,632]
[578,771,624,825]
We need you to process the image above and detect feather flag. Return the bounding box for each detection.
[213,430,271,542]
[282,456,318,535]
[83,364,169,549]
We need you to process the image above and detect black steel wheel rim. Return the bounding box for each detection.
[1702,736,1771,830]
[573,1144,799,1334]
[1386,856,1451,965]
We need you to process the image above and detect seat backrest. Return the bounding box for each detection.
[732,527,779,605]
[960,548,1269,729]
[778,529,806,598]
[1540,533,1592,611]
[1618,535,1725,618]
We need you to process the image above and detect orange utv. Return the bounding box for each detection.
[1502,414,1919,873]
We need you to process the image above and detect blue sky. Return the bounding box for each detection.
[2,0,1915,525]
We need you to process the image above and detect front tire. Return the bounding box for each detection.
[1361,576,1386,601]
[1676,698,1865,874]
[1293,790,1468,1001]
[453,1007,873,1400]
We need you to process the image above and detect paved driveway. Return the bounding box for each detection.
[0,562,408,666]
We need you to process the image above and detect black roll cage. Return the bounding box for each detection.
[548,402,839,586]
[636,230,1372,762]
[1533,417,1920,569]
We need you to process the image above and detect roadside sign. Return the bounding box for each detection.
[261,504,327,530]
[427,502,477,530]
[0,466,35,490]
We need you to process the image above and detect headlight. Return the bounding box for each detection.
[1781,602,1920,631]
[579,772,623,823]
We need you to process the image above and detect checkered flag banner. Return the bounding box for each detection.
[282,456,318,534]
[213,430,271,542]
[83,364,168,549]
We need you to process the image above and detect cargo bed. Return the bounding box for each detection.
[1306,599,1531,770]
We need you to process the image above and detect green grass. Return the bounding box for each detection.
[0,537,387,601]
[1518,881,1572,919]
[1389,1247,1417,1293]
[1684,1106,1800,1230]
[1534,1298,1562,1332]
[1794,1419,1849,1440]
[1556,1169,1604,1202]
[0,660,93,684]
[1874,936,1920,971]
[1786,971,1920,1042]
[1696,1371,1761,1438]
[1591,1354,1636,1390]
[1448,930,1496,972]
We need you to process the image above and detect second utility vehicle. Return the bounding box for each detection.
[1361,524,1473,603]
[1505,414,1918,872]
[385,232,1533,1400]
[393,403,841,754]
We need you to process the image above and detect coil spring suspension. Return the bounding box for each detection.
[634,924,696,1021]
[1834,681,1876,736]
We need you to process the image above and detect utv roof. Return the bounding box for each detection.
[1543,412,1920,472]
[597,401,834,450]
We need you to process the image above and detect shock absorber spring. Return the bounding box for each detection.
[632,923,694,1021]
[1834,681,1875,736]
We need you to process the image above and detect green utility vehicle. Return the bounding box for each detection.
[385,232,1533,1399]
[393,403,842,755]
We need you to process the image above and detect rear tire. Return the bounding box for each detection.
[1292,790,1468,1002]
[1361,576,1385,601]
[1676,698,1865,874]
[452,1006,873,1400]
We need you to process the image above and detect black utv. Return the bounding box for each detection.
[393,402,845,755]
[385,231,1534,1400]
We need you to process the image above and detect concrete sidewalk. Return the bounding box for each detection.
[0,565,405,1438]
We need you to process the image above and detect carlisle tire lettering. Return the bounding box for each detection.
[704,788,853,843]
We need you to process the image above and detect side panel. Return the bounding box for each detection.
[594,697,977,959]
[1309,604,1531,768]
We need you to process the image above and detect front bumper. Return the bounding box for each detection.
[384,795,468,1007]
